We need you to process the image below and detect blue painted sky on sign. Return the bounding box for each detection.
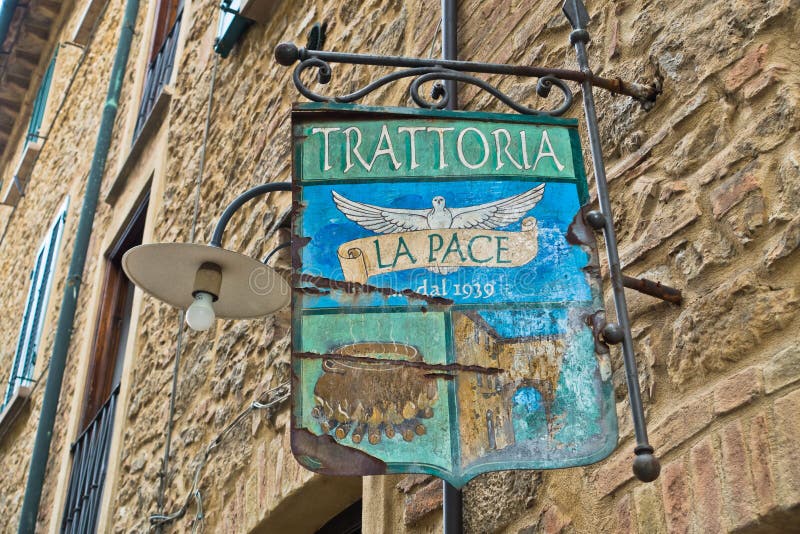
[298,179,591,309]
[480,307,569,338]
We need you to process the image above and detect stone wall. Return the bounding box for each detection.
[0,0,144,528]
[0,0,797,532]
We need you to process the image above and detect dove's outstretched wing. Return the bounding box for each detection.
[450,184,545,229]
[332,191,430,234]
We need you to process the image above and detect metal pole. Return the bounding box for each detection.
[441,0,464,532]
[563,0,659,482]
[443,481,463,533]
[209,182,293,248]
[441,0,458,109]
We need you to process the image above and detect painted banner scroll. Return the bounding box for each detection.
[291,104,617,487]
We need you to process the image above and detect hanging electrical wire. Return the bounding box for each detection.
[149,382,290,532]
[155,52,221,524]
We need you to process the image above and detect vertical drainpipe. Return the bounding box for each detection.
[17,0,141,529]
[441,3,463,534]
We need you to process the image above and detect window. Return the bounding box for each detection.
[2,199,68,410]
[134,0,183,139]
[214,0,252,58]
[81,194,147,427]
[25,48,58,149]
[1,47,60,207]
[214,0,283,57]
[61,195,147,532]
[149,0,181,64]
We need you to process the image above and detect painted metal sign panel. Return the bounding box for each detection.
[291,104,617,487]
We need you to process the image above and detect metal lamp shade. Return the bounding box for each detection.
[122,243,290,319]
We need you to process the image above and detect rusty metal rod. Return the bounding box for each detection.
[274,44,661,107]
[622,275,682,305]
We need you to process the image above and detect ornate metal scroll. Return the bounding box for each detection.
[275,42,659,117]
[289,55,573,116]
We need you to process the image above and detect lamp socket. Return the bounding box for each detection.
[192,262,222,300]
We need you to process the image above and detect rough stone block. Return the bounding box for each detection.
[402,478,442,526]
[725,44,768,91]
[726,193,766,244]
[748,413,776,514]
[661,459,691,534]
[651,393,713,455]
[772,388,800,507]
[607,89,708,184]
[764,346,800,394]
[772,148,800,222]
[689,436,724,533]
[719,420,757,529]
[619,193,701,267]
[634,481,667,534]
[668,271,799,383]
[244,471,259,531]
[593,448,634,497]
[463,470,541,532]
[615,492,636,534]
[764,214,800,268]
[710,164,761,219]
[539,503,572,534]
[671,229,734,281]
[396,474,434,494]
[713,367,763,416]
[742,66,785,100]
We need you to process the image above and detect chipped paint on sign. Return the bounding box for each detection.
[290,104,617,487]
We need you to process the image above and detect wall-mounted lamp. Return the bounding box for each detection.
[122,183,292,330]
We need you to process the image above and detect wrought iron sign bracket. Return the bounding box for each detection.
[276,0,663,483]
[274,42,661,116]
[585,210,683,306]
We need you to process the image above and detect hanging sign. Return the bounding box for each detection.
[290,104,617,487]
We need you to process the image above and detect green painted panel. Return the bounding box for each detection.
[299,117,575,181]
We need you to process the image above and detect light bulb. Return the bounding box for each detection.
[186,291,216,331]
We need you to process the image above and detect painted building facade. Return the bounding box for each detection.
[0,0,797,532]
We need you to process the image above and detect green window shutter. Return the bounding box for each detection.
[214,0,252,58]
[22,211,64,380]
[2,200,68,409]
[25,47,58,149]
[3,254,42,406]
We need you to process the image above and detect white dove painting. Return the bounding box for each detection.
[332,184,546,274]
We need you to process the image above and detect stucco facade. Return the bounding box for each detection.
[0,0,798,532]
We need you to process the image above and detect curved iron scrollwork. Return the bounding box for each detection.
[293,58,573,117]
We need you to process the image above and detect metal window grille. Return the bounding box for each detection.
[2,204,67,408]
[133,9,182,140]
[60,385,119,534]
[25,49,58,149]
